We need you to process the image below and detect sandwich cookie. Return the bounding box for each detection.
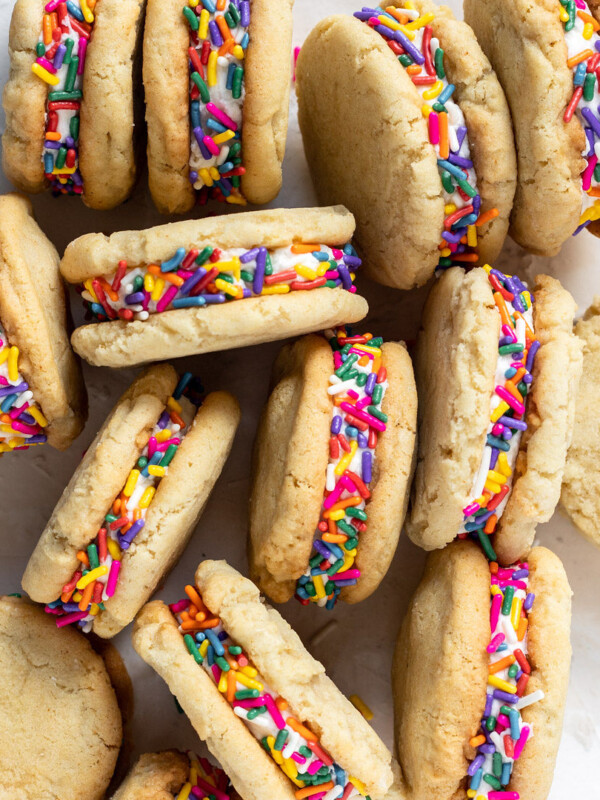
[60,207,369,368]
[112,750,241,800]
[249,327,417,607]
[2,0,145,209]
[0,193,86,454]
[406,266,582,566]
[22,364,240,637]
[144,0,293,214]
[132,560,396,800]
[392,541,571,800]
[295,0,516,290]
[560,296,600,548]
[0,594,124,799]
[465,0,600,253]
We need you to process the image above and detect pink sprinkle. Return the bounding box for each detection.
[11,421,39,435]
[232,697,267,709]
[331,248,343,258]
[211,664,221,683]
[36,56,57,74]
[356,396,370,410]
[502,324,517,343]
[203,135,220,156]
[347,390,359,400]
[574,0,586,7]
[333,352,343,369]
[45,0,60,10]
[340,474,358,494]
[513,726,530,760]
[492,423,504,437]
[349,347,373,358]
[307,760,324,775]
[9,402,29,419]
[291,752,306,764]
[495,385,525,415]
[488,793,520,800]
[192,777,231,800]
[463,502,480,517]
[105,560,121,598]
[156,284,178,313]
[206,102,238,131]
[264,694,286,729]
[323,479,345,510]
[490,592,502,632]
[428,111,439,144]
[0,376,8,386]
[339,402,386,432]
[582,155,598,192]
[331,569,361,581]
[155,437,181,452]
[142,290,151,311]
[487,633,505,653]
[497,713,510,727]
[169,598,190,613]
[56,610,88,627]
[147,436,157,459]
[77,37,87,75]
[349,285,357,294]
[293,46,301,81]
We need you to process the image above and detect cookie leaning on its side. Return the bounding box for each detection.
[406,266,582,566]
[0,193,87,454]
[22,364,240,637]
[465,0,600,253]
[249,328,417,607]
[0,595,125,800]
[133,560,396,800]
[393,541,571,800]
[144,0,293,214]
[60,206,369,369]
[296,0,516,290]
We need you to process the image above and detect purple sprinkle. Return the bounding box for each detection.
[353,11,374,20]
[331,414,342,435]
[596,39,600,52]
[180,267,207,296]
[586,127,596,157]
[447,153,473,169]
[468,755,485,777]
[65,136,76,149]
[343,254,361,268]
[362,451,372,484]
[26,434,47,444]
[53,43,66,69]
[193,126,212,160]
[240,247,259,264]
[489,448,499,470]
[498,416,527,431]
[44,140,62,150]
[501,429,513,441]
[442,230,463,244]
[208,19,223,46]
[189,171,198,183]
[456,126,467,150]
[71,171,84,186]
[484,693,493,717]
[478,744,496,755]
[157,410,170,429]
[253,247,267,295]
[493,690,518,704]
[523,592,535,611]
[119,519,145,550]
[392,28,425,63]
[526,340,540,373]
[125,292,145,305]
[240,0,250,26]
[365,372,377,395]
[331,578,358,586]
[357,432,368,448]
[337,263,353,291]
[242,288,252,298]
[582,107,600,137]
[0,382,28,397]
[499,335,515,347]
[472,194,481,213]
[18,412,36,426]
[313,540,332,560]
[202,293,226,304]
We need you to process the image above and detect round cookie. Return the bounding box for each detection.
[464,0,600,253]
[143,0,293,214]
[0,594,123,799]
[392,542,571,800]
[133,559,395,800]
[406,267,582,565]
[249,331,417,605]
[2,0,145,209]
[22,364,240,637]
[296,1,516,290]
[59,206,369,369]
[560,296,600,548]
[0,193,87,452]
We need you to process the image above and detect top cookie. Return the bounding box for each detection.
[0,595,122,799]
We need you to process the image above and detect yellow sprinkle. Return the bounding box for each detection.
[559,6,570,21]
[148,465,166,478]
[490,585,502,596]
[232,44,244,59]
[584,21,593,39]
[213,130,235,144]
[144,274,155,293]
[89,603,100,616]
[467,791,476,799]
[7,347,19,383]
[422,79,444,100]
[28,406,48,428]
[282,758,303,786]
[0,348,9,366]
[335,440,358,476]
[214,258,241,277]
[440,248,452,258]
[199,8,210,38]
[209,166,221,181]
[317,263,328,277]
[84,279,99,302]
[397,23,415,39]
[151,277,165,301]
[189,0,199,5]
[76,565,108,589]
[313,574,326,600]
[52,165,76,175]
[349,694,374,721]
[511,596,523,630]
[199,168,213,187]
[167,396,182,414]
[377,14,401,31]
[155,428,171,442]
[496,452,512,477]
[490,400,510,423]
[352,344,381,356]
[488,675,517,694]
[218,671,228,693]
[261,285,290,295]
[444,203,457,215]
[235,671,263,691]
[295,264,317,280]
[123,469,140,497]
[487,469,507,485]
[341,553,356,571]
[405,11,434,29]
[72,591,82,602]
[421,103,432,118]
[80,0,94,22]
[31,62,60,85]
[484,479,502,495]
[207,50,218,86]
[215,278,242,298]
[139,486,156,509]
[349,776,368,796]
[200,639,210,658]
[107,538,122,561]
[326,510,346,521]
[267,736,284,764]
[240,665,258,678]
[176,783,192,800]
[467,224,477,248]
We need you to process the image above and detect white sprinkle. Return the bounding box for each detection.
[515,689,545,710]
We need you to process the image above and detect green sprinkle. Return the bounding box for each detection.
[371,384,383,405]
[367,405,387,422]
[232,66,244,99]
[477,529,497,561]
[370,337,383,347]
[584,72,596,102]
[215,656,230,671]
[183,5,199,30]
[229,3,241,24]
[508,663,519,678]
[36,42,45,57]
[229,141,241,158]
[48,90,82,101]
[594,163,600,182]
[274,729,288,751]
[434,47,445,78]
[486,715,497,732]
[518,381,528,396]
[299,746,312,758]
[398,54,413,67]
[441,169,454,194]
[55,146,67,169]
[457,176,477,197]
[498,343,524,355]
[219,272,234,283]
[64,55,79,93]
[438,257,452,268]
[87,543,99,570]
[184,634,204,664]
[69,115,79,141]
[432,102,447,114]
[486,434,510,452]
[356,372,367,387]
[137,455,148,469]
[235,689,259,699]
[264,252,273,276]
[132,275,144,292]
[346,507,367,521]
[483,774,502,790]
[160,444,179,468]
[309,553,323,568]
[565,0,576,31]
[502,585,515,616]
[224,10,235,27]
[324,580,335,594]
[326,558,345,576]
[344,538,358,550]
[493,752,503,778]
[305,582,316,597]
[335,353,358,378]
[336,520,356,537]
[63,38,74,65]
[261,736,270,752]
[104,513,118,524]
[248,705,267,720]
[231,175,240,188]
[241,269,254,282]
[325,279,337,289]
[192,71,210,103]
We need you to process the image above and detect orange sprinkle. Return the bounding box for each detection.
[406,64,421,75]
[475,208,499,227]
[112,497,121,514]
[493,292,514,329]
[227,670,237,702]
[439,111,449,159]
[170,411,186,428]
[290,244,320,254]
[489,561,499,574]
[323,533,348,543]
[385,5,409,23]
[295,783,334,799]
[514,311,535,342]
[218,39,234,57]
[326,496,363,513]
[287,717,318,742]
[98,277,119,302]
[517,617,528,641]
[185,584,206,613]
[508,367,526,386]
[60,589,75,603]
[76,550,90,568]
[567,49,594,68]
[450,253,479,262]
[578,9,600,28]
[78,581,94,611]
[133,508,142,522]
[43,14,53,44]
[216,0,226,8]
[194,611,207,622]
[469,734,487,747]
[216,15,233,41]
[484,514,498,535]
[504,381,524,403]
[489,654,516,674]
[45,131,61,141]
[587,186,600,197]
[276,697,288,711]
[147,264,185,287]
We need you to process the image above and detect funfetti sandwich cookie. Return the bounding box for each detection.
[112,750,241,800]
[143,0,293,214]
[2,0,145,208]
[59,207,369,369]
[0,193,87,454]
[295,0,516,290]
[406,266,582,566]
[561,296,600,549]
[22,364,240,637]
[249,327,417,608]
[133,560,396,800]
[465,0,600,253]
[0,594,125,799]
[393,541,571,800]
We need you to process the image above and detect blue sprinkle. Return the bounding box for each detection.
[161,248,186,272]
[172,297,207,308]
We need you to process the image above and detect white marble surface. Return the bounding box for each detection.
[0,0,599,795]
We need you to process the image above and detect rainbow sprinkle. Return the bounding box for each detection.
[295,328,388,609]
[354,3,499,267]
[458,267,539,560]
[32,0,96,195]
[171,584,371,800]
[464,560,540,800]
[183,0,249,205]
[0,322,48,454]
[79,243,360,322]
[176,752,234,800]
[560,0,600,232]
[44,373,203,630]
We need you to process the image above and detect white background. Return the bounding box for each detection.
[0,0,599,795]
